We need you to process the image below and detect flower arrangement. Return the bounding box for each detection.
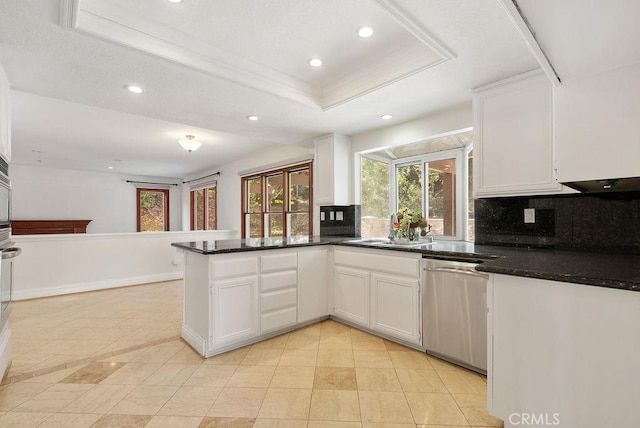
[393,208,430,241]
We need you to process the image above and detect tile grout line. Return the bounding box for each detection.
[2,335,182,386]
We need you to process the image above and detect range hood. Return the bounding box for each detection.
[561,177,640,193]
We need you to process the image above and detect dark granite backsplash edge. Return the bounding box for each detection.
[474,191,640,255]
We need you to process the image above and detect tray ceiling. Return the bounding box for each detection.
[62,0,455,110]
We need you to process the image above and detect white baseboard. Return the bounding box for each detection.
[0,323,11,381]
[181,323,206,356]
[13,272,184,300]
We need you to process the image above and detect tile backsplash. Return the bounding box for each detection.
[474,191,640,255]
[319,205,361,237]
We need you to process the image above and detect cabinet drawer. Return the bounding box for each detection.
[261,271,297,292]
[212,258,257,280]
[261,288,297,313]
[333,250,420,277]
[261,307,297,333]
[261,253,297,273]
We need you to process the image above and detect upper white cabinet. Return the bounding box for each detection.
[555,62,640,182]
[473,71,562,198]
[314,133,351,205]
[0,62,11,162]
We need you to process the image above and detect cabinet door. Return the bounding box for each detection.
[370,273,421,345]
[297,248,329,323]
[333,266,370,327]
[212,276,258,346]
[473,71,561,197]
[0,63,10,162]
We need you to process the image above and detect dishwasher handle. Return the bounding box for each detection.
[426,266,489,280]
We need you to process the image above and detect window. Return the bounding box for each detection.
[360,130,473,241]
[137,188,169,232]
[190,186,217,230]
[241,163,312,238]
[361,157,390,237]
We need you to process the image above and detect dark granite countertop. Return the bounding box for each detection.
[475,248,640,292]
[172,236,640,292]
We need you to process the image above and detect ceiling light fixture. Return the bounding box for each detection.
[107,166,114,170]
[178,135,202,152]
[381,114,393,120]
[308,58,323,67]
[357,26,374,38]
[126,85,144,94]
[167,0,183,3]
[247,115,260,121]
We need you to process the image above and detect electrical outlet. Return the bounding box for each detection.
[329,211,335,221]
[524,208,535,224]
[336,211,344,221]
[320,212,325,221]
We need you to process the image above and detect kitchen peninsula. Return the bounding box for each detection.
[173,236,640,427]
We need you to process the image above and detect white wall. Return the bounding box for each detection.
[11,165,182,233]
[181,144,314,232]
[350,103,472,154]
[12,229,239,299]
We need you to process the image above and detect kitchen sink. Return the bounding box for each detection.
[346,238,433,248]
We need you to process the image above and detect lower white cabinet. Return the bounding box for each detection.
[332,248,423,345]
[297,248,329,323]
[333,266,370,327]
[489,274,640,427]
[212,276,258,346]
[370,273,421,344]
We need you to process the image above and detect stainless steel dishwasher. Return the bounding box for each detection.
[423,258,489,374]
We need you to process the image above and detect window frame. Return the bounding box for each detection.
[136,188,170,232]
[241,162,313,239]
[190,186,217,230]
[360,142,474,241]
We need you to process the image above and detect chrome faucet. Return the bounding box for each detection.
[388,213,397,241]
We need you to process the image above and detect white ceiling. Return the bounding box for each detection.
[3,0,634,178]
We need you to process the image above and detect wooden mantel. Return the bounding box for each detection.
[12,220,92,235]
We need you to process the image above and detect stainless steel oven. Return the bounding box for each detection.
[0,247,19,328]
[0,157,10,248]
[0,157,18,331]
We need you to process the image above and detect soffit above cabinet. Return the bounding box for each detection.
[515,0,640,80]
[63,0,454,110]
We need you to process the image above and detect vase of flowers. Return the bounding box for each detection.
[393,208,429,242]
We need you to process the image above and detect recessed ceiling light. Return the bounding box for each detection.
[126,85,144,94]
[381,114,393,120]
[107,166,114,170]
[247,115,260,121]
[308,58,323,67]
[167,0,183,3]
[357,26,374,38]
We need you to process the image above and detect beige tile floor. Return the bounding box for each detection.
[0,281,503,427]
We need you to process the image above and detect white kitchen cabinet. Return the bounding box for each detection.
[555,62,640,183]
[473,70,562,197]
[488,274,640,428]
[332,247,422,345]
[297,248,329,323]
[314,133,351,205]
[333,266,370,327]
[259,251,297,334]
[212,275,259,346]
[370,273,421,344]
[0,61,11,162]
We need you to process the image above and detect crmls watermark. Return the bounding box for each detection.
[509,413,561,426]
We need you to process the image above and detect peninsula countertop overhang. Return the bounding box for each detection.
[171,236,640,292]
